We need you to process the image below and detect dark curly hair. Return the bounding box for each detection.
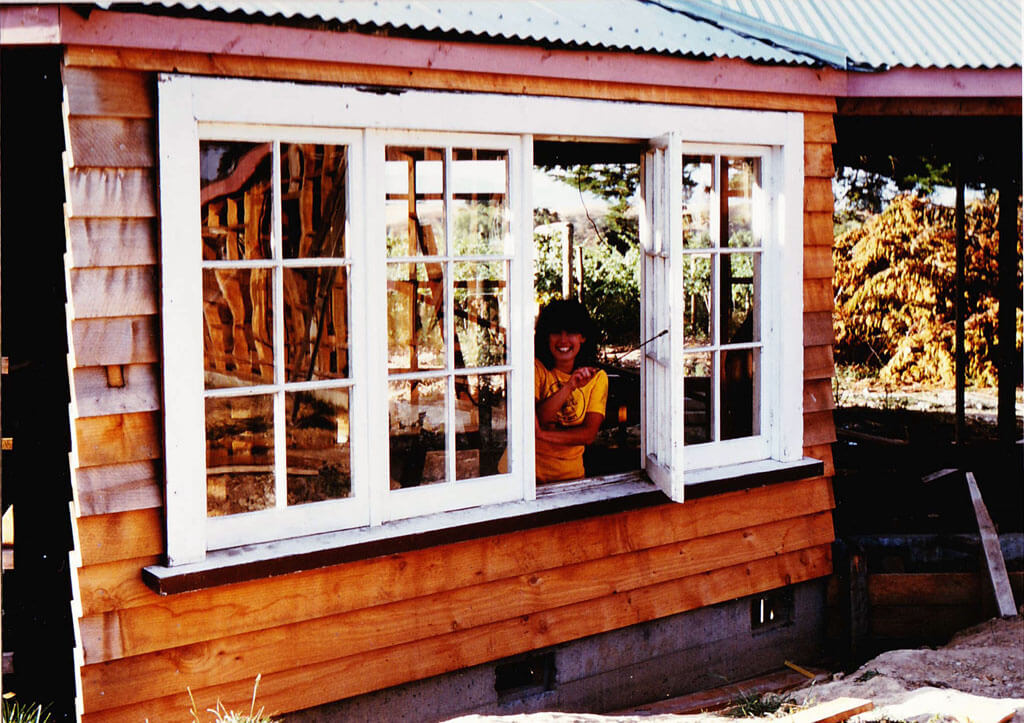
[535,299,600,371]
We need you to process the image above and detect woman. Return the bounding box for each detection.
[534,299,608,482]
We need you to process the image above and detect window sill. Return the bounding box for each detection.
[142,457,823,595]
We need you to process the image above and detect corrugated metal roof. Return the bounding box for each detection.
[687,0,1022,69]
[95,0,822,65]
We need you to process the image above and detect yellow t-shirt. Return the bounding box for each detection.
[534,358,608,483]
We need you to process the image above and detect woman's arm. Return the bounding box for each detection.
[535,411,605,446]
[535,366,601,426]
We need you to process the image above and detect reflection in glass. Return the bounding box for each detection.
[284,267,349,381]
[286,389,352,505]
[683,254,712,348]
[682,156,714,249]
[206,394,275,516]
[200,141,273,261]
[454,261,508,368]
[452,149,509,255]
[721,252,759,343]
[281,143,349,259]
[387,263,446,372]
[726,157,760,248]
[683,352,713,445]
[389,377,447,488]
[203,268,274,388]
[385,147,445,256]
[455,373,507,480]
[722,347,760,440]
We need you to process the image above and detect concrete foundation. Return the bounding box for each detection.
[282,579,827,722]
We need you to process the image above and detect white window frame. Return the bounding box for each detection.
[158,74,803,565]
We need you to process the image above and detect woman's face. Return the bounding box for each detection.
[548,329,586,369]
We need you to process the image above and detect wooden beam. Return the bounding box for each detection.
[65,217,157,269]
[61,66,154,118]
[955,163,966,444]
[965,472,1017,617]
[69,315,160,367]
[838,96,1022,117]
[996,172,1021,444]
[776,697,873,723]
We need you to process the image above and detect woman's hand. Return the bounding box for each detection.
[568,366,599,391]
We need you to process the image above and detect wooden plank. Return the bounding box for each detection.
[803,278,834,313]
[804,345,835,381]
[73,411,161,470]
[80,512,835,701]
[803,410,837,447]
[804,178,833,213]
[804,311,835,346]
[76,556,163,618]
[804,211,834,247]
[803,444,834,477]
[80,545,832,721]
[64,166,156,218]
[76,508,163,567]
[804,244,834,280]
[67,266,158,320]
[803,112,837,144]
[64,46,841,115]
[776,697,872,723]
[71,363,160,419]
[803,379,835,414]
[66,217,157,268]
[74,460,162,517]
[804,142,834,179]
[69,315,160,367]
[65,116,154,169]
[965,472,1017,617]
[866,572,1022,607]
[62,66,154,118]
[870,604,981,641]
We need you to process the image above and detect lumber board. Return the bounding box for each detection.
[869,572,1021,607]
[67,266,158,320]
[62,66,154,118]
[71,363,160,418]
[803,379,835,414]
[803,112,837,145]
[776,697,872,723]
[804,211,834,247]
[803,410,837,447]
[74,459,162,517]
[65,116,154,169]
[804,178,834,213]
[965,472,1017,616]
[79,477,835,638]
[804,345,835,381]
[76,508,163,567]
[64,165,156,218]
[80,545,832,721]
[69,315,159,367]
[72,411,161,470]
[63,46,840,114]
[77,555,164,618]
[803,244,834,281]
[803,278,834,313]
[80,512,835,700]
[804,142,834,179]
[802,444,834,477]
[870,605,981,641]
[804,311,835,347]
[66,216,157,268]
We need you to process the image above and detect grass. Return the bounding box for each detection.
[1,698,51,723]
[724,691,798,717]
[188,675,277,723]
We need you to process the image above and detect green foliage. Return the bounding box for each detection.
[833,192,1022,387]
[724,691,796,717]
[2,699,51,723]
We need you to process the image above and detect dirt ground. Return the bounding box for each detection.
[449,615,1024,723]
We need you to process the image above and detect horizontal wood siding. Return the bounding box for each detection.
[61,54,838,721]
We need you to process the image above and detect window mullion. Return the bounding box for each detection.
[443,147,457,485]
[271,141,288,510]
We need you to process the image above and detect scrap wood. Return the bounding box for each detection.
[965,471,1017,617]
[775,697,873,723]
[837,427,909,446]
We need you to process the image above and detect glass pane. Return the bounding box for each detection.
[286,389,352,505]
[387,262,446,372]
[682,155,714,249]
[454,261,508,368]
[284,267,349,381]
[203,268,274,388]
[206,394,275,516]
[722,347,760,440]
[281,143,349,259]
[389,378,446,488]
[683,352,713,445]
[683,254,712,348]
[385,147,445,256]
[726,157,760,248]
[200,141,273,261]
[452,148,509,255]
[455,373,507,481]
[721,252,759,343]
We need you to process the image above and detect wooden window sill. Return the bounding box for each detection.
[142,457,823,595]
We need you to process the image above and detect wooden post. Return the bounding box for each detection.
[965,472,1017,617]
[996,169,1020,446]
[575,245,584,303]
[561,222,574,300]
[954,159,966,446]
